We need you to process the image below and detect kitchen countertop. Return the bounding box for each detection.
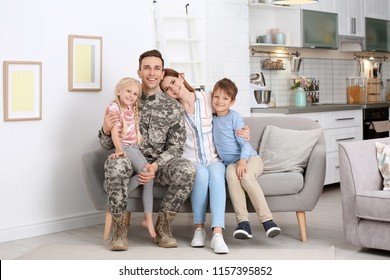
[251,103,390,114]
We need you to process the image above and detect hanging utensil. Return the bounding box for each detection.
[250,72,263,86]
[261,72,266,86]
[250,72,260,82]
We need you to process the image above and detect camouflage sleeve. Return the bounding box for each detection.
[98,128,114,150]
[154,107,186,167]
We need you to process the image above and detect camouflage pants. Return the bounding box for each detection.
[104,156,133,214]
[104,157,195,214]
[155,158,195,213]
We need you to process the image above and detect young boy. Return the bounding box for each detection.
[211,78,281,239]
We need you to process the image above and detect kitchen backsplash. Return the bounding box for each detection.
[250,56,390,106]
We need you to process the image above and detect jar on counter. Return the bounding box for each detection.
[269,92,276,107]
[346,77,367,104]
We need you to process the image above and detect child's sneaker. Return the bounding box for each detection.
[263,220,281,238]
[233,221,253,239]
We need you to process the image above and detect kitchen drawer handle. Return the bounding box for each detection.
[335,165,340,169]
[336,137,355,142]
[335,117,355,121]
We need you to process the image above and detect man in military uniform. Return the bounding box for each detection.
[99,50,196,250]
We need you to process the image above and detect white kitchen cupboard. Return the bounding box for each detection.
[248,2,301,48]
[300,0,338,13]
[363,0,390,20]
[337,0,365,37]
[290,110,362,185]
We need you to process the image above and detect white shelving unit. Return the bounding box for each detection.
[249,2,301,48]
[153,2,205,88]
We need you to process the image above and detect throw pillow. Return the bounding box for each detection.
[259,125,322,174]
[375,142,390,191]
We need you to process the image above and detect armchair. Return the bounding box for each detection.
[339,138,390,251]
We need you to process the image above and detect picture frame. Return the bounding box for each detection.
[68,35,102,91]
[3,61,42,121]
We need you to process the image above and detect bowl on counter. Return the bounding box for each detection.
[254,89,271,104]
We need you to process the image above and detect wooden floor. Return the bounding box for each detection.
[1,184,389,260]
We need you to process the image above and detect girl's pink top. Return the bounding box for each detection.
[106,102,137,146]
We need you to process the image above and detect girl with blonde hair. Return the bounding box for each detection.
[104,77,155,251]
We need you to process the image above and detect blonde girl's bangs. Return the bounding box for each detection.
[115,77,142,97]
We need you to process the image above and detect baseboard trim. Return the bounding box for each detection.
[0,211,105,243]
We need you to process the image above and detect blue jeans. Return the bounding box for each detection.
[190,161,226,229]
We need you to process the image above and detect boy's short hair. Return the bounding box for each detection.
[139,49,164,70]
[212,78,238,100]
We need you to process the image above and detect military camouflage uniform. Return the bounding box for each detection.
[99,91,196,214]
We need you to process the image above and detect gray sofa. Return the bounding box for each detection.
[339,138,390,251]
[81,116,326,242]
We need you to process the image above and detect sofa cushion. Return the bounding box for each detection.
[127,172,304,199]
[259,125,322,173]
[375,142,390,191]
[258,172,304,196]
[355,190,390,222]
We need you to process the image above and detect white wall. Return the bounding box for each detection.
[206,0,250,116]
[0,0,249,242]
[0,0,156,242]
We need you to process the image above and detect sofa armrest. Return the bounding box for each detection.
[81,148,112,211]
[298,131,326,210]
[339,139,387,193]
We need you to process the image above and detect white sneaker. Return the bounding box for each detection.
[191,228,206,247]
[210,233,229,254]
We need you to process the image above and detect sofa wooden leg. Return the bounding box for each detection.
[104,211,112,241]
[124,211,131,226]
[296,211,307,242]
[104,211,131,240]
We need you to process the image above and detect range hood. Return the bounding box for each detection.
[339,35,365,52]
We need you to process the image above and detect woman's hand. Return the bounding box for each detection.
[236,124,250,142]
[103,111,120,135]
[236,158,247,180]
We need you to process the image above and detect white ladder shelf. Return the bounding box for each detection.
[152,0,205,88]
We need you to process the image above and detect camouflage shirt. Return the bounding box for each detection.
[99,91,186,167]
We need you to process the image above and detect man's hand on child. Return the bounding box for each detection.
[103,111,120,135]
[138,163,156,184]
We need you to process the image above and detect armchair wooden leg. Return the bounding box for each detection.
[296,211,307,242]
[104,211,131,241]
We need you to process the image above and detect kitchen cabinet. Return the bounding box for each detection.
[289,110,362,185]
[300,0,338,13]
[248,2,301,48]
[338,0,365,37]
[363,0,390,21]
[365,17,389,52]
[302,9,338,49]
